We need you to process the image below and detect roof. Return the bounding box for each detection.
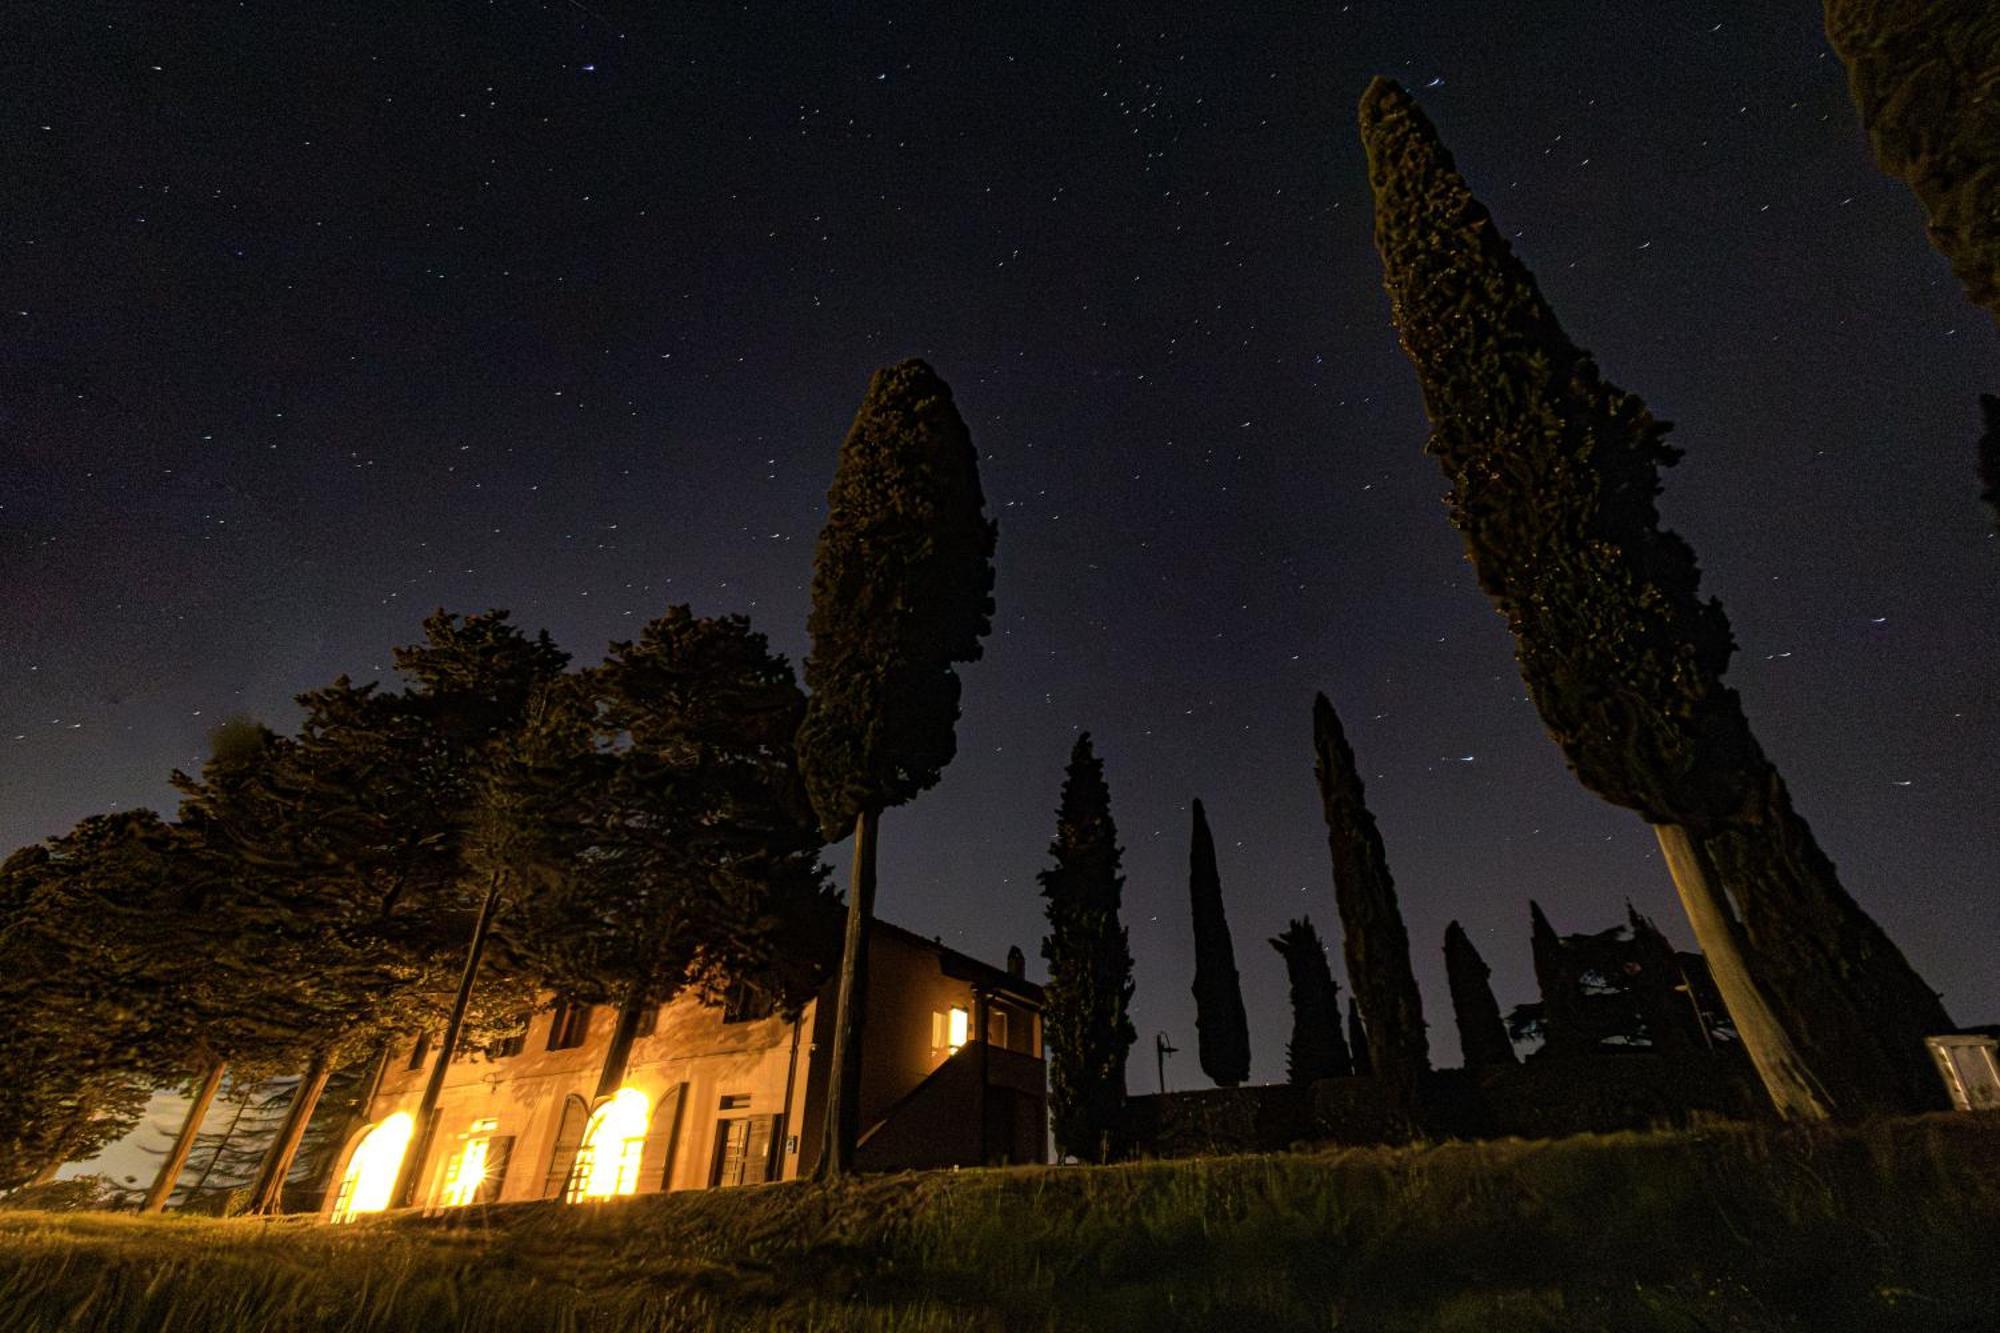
[873,918,1045,1008]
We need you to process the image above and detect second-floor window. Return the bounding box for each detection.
[547,999,593,1051]
[406,1032,433,1070]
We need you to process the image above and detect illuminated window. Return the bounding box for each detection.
[436,1118,512,1208]
[330,1112,414,1223]
[931,1006,971,1055]
[565,1087,649,1202]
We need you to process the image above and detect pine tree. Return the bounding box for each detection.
[1310,693,1429,1106]
[1442,922,1516,1069]
[1359,78,1950,1117]
[1037,734,1137,1162]
[516,608,831,1099]
[1269,917,1350,1085]
[796,360,997,1175]
[1186,800,1250,1088]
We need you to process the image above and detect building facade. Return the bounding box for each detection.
[325,920,1046,1219]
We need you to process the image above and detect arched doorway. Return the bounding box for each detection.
[565,1087,650,1202]
[328,1112,414,1223]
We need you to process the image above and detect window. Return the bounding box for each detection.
[488,1015,530,1060]
[987,1007,1009,1049]
[721,980,774,1025]
[547,1000,593,1051]
[565,1088,650,1202]
[543,1095,591,1199]
[719,1093,751,1111]
[711,1114,779,1188]
[931,1007,970,1055]
[405,1032,433,1070]
[330,1112,414,1223]
[436,1119,513,1208]
[634,1003,660,1038]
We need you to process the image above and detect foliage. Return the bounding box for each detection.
[1441,921,1516,1069]
[1268,917,1350,1085]
[1310,694,1428,1100]
[1186,800,1250,1089]
[512,608,832,1016]
[1823,0,2000,327]
[1511,905,1734,1057]
[1358,77,1949,1115]
[1038,734,1138,1162]
[796,359,998,837]
[1,1119,1996,1331]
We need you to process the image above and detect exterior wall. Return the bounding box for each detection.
[332,921,1046,1215]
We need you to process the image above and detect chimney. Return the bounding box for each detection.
[1006,945,1025,979]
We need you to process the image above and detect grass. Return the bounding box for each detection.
[1,1116,1996,1331]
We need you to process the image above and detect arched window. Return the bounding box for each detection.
[542,1094,591,1199]
[329,1112,414,1223]
[565,1088,650,1202]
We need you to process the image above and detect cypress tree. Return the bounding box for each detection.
[1442,921,1516,1069]
[1038,733,1138,1163]
[1527,902,1588,1059]
[1823,1,2000,328]
[797,360,997,1176]
[1311,692,1429,1106]
[1346,998,1372,1077]
[1359,78,1950,1117]
[1186,800,1250,1088]
[1269,917,1350,1085]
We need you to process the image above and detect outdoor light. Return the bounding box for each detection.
[947,1006,969,1050]
[569,1088,650,1201]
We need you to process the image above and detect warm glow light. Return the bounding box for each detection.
[569,1087,649,1202]
[436,1118,500,1209]
[331,1112,414,1223]
[947,1006,969,1050]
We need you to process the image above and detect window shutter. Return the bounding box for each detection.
[640,1082,686,1191]
[543,1095,590,1198]
[476,1136,515,1204]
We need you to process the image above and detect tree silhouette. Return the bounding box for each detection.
[1270,917,1350,1085]
[1359,77,1950,1117]
[1442,922,1516,1069]
[1311,693,1428,1106]
[797,360,997,1175]
[1186,800,1250,1088]
[1038,734,1137,1162]
[1346,998,1372,1077]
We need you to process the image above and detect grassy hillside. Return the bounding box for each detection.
[1,1117,1996,1331]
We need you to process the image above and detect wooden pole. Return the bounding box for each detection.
[142,1060,227,1214]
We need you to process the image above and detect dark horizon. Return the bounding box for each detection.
[6,2,1996,1084]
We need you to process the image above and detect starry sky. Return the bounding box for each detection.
[6,2,1996,1090]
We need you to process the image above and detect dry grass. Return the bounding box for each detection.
[1,1116,1996,1331]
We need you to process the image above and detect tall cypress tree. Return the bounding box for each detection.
[1979,395,1999,533]
[1442,921,1516,1069]
[1269,917,1350,1085]
[1038,733,1137,1162]
[1311,693,1429,1106]
[1823,1,2000,329]
[1186,800,1250,1088]
[1359,78,1950,1117]
[797,360,997,1176]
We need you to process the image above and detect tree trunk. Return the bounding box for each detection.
[1693,773,1954,1116]
[247,1053,334,1215]
[142,1060,227,1214]
[390,869,504,1209]
[302,1044,389,1208]
[814,806,878,1180]
[594,983,649,1103]
[29,1154,66,1188]
[1654,824,1832,1121]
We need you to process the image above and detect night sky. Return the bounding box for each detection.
[7,3,1996,1089]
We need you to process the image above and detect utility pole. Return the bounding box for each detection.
[1154,1032,1178,1095]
